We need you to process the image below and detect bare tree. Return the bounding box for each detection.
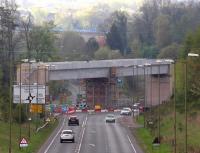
[0,0,18,87]
[21,13,34,59]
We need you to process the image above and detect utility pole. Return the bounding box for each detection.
[132,65,135,105]
[28,60,31,140]
[184,62,187,153]
[144,66,146,128]
[36,65,39,131]
[174,61,177,153]
[150,65,153,119]
[158,64,161,140]
[19,62,22,149]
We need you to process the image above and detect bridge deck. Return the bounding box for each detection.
[45,59,173,80]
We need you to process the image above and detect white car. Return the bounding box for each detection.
[120,107,132,116]
[60,130,75,143]
[105,114,115,123]
[133,103,140,109]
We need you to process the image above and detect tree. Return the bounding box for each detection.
[154,15,171,49]
[94,47,110,60]
[141,45,158,58]
[60,31,86,58]
[21,13,57,62]
[106,23,121,51]
[85,37,99,58]
[106,11,128,56]
[109,50,122,59]
[157,43,180,59]
[27,23,57,61]
[182,27,200,101]
[138,0,160,45]
[129,39,142,58]
[94,47,122,60]
[0,1,19,121]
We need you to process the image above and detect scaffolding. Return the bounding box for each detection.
[108,67,117,108]
[86,78,107,109]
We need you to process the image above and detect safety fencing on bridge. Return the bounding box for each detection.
[46,104,121,115]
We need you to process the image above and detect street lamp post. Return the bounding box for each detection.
[174,61,177,153]
[145,63,151,127]
[158,63,161,140]
[44,66,47,122]
[93,85,95,108]
[28,59,31,140]
[9,51,13,153]
[27,59,36,140]
[165,59,176,152]
[36,64,39,131]
[136,65,139,102]
[156,60,162,141]
[138,65,146,127]
[184,61,187,153]
[44,64,50,122]
[185,53,199,153]
[46,64,55,117]
[132,65,135,106]
[170,60,177,153]
[150,64,153,119]
[19,61,22,149]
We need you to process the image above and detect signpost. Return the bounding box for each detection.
[19,138,28,148]
[13,85,46,104]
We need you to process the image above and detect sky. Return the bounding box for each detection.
[16,0,143,10]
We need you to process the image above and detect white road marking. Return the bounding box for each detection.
[127,135,137,153]
[44,117,66,153]
[77,115,88,153]
[82,119,86,128]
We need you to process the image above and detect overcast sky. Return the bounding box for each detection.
[16,0,142,10]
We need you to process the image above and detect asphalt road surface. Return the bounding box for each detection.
[38,113,144,153]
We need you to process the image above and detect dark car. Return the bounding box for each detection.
[68,115,79,126]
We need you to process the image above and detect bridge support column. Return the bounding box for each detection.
[86,78,107,109]
[107,67,117,108]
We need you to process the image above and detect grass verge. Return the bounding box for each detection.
[134,115,172,153]
[0,119,58,153]
[134,101,200,153]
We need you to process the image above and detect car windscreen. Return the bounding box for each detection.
[69,117,77,120]
[62,131,72,134]
[123,108,131,111]
[107,115,114,118]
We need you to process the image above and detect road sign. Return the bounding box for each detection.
[30,104,43,113]
[13,85,46,104]
[19,138,28,148]
[62,104,67,113]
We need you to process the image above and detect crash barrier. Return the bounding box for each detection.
[75,109,121,113]
[36,122,49,133]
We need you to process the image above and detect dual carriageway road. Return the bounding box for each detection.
[38,112,144,153]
